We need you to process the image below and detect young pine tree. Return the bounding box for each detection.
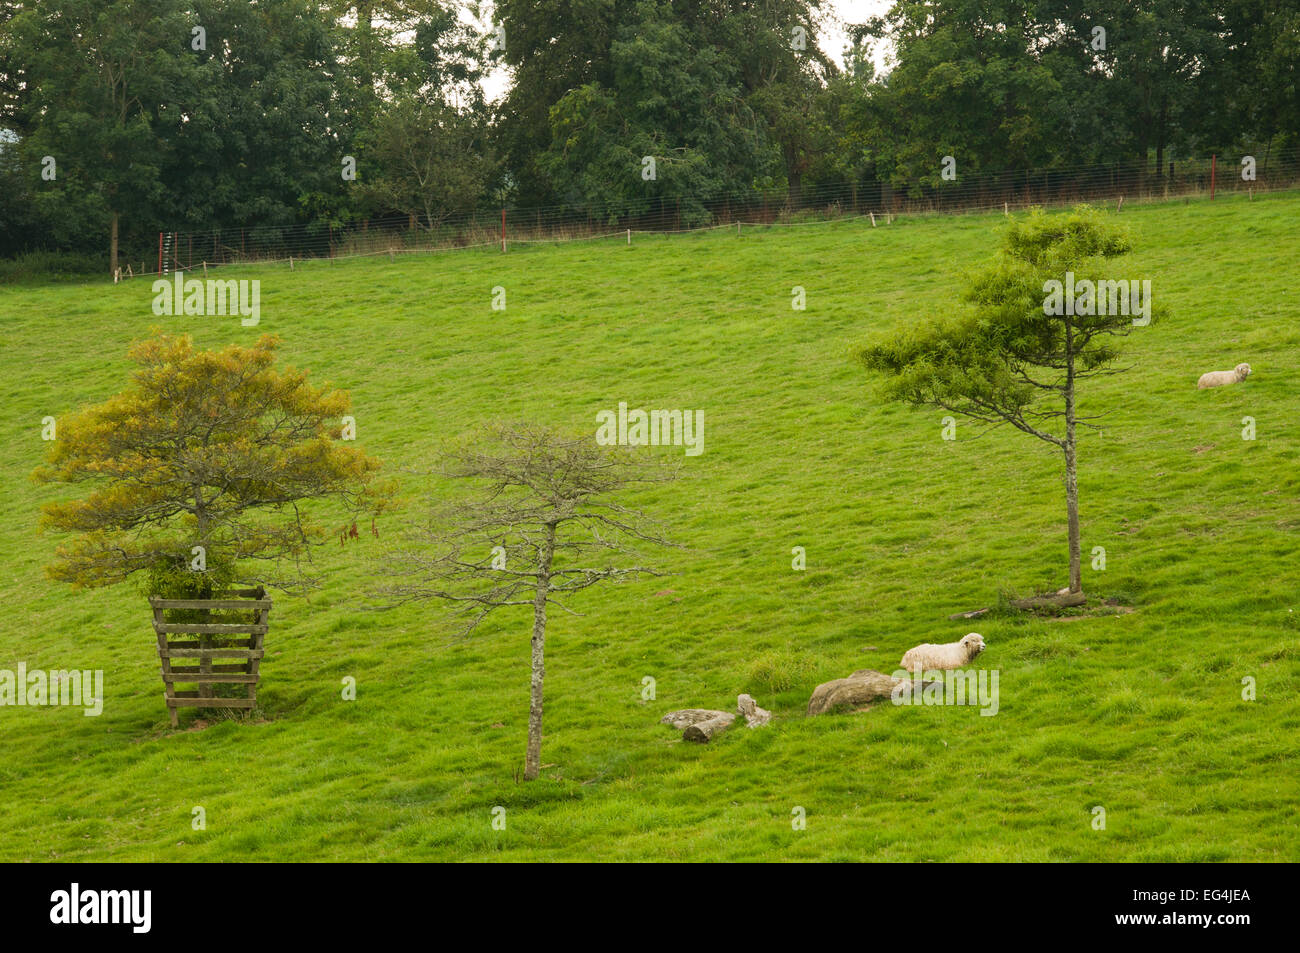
[860,205,1161,596]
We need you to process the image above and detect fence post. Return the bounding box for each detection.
[157,232,163,275]
[501,208,506,252]
[1210,154,1217,200]
[627,228,631,245]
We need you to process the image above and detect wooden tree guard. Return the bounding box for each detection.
[149,587,271,727]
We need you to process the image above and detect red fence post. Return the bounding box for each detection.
[1210,154,1217,200]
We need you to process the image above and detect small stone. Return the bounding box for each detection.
[736,693,771,727]
[660,708,731,731]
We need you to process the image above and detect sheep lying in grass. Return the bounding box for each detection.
[1197,363,1251,389]
[900,633,986,673]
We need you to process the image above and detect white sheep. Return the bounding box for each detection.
[899,633,986,673]
[1197,363,1251,389]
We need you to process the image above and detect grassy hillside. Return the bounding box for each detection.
[1,193,1298,861]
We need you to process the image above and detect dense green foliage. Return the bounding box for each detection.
[861,205,1148,421]
[2,0,1297,263]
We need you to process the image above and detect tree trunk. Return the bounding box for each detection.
[787,147,803,210]
[523,521,556,780]
[1135,102,1151,190]
[356,2,376,96]
[194,486,212,698]
[1065,439,1081,593]
[683,711,735,743]
[1155,96,1168,197]
[1064,320,1083,594]
[110,212,119,276]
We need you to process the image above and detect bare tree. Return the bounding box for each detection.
[378,425,678,780]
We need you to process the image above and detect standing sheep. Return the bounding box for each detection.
[900,633,986,673]
[1197,363,1251,389]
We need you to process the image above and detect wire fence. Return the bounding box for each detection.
[119,148,1300,279]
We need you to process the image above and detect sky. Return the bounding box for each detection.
[478,0,896,104]
[827,0,896,62]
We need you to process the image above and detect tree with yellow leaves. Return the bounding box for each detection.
[33,332,394,594]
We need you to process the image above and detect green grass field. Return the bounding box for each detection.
[2,193,1298,861]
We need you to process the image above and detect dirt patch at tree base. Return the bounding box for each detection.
[950,593,1135,621]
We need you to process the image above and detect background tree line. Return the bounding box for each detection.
[1,0,1297,267]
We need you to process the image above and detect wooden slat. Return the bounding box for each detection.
[246,607,268,699]
[168,664,249,675]
[160,648,264,659]
[153,623,268,635]
[162,638,256,650]
[168,697,257,708]
[148,597,272,610]
[163,672,259,684]
[196,609,214,701]
[154,606,179,727]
